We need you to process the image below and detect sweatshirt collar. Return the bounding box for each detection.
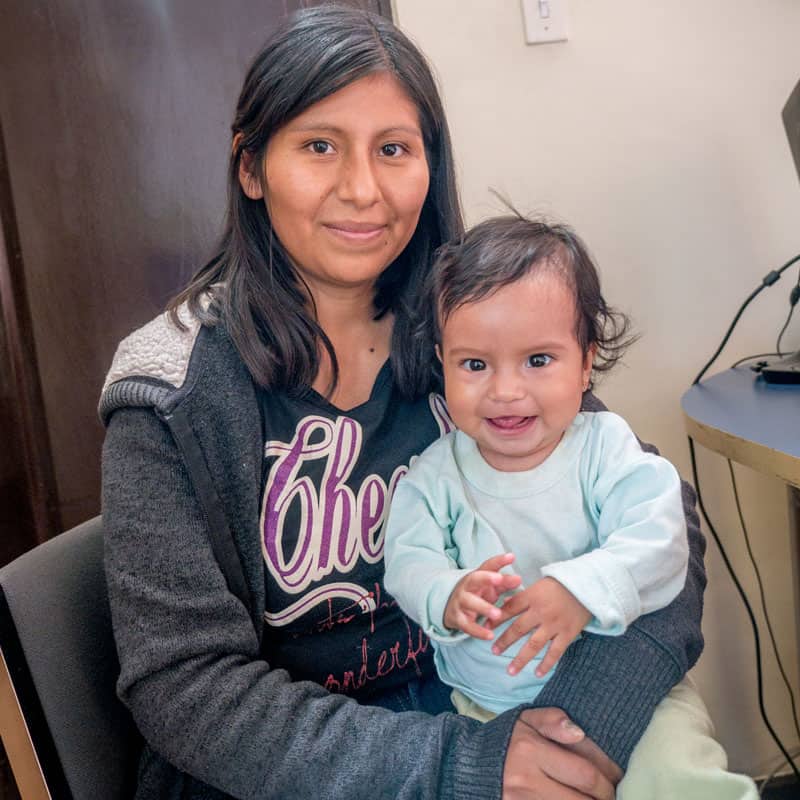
[453,414,586,498]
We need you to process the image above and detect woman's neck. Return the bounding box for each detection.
[310,286,394,411]
[312,287,394,411]
[313,285,376,337]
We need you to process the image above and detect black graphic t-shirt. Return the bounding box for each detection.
[258,361,453,699]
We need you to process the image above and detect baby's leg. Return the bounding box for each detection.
[450,688,498,723]
[618,676,758,799]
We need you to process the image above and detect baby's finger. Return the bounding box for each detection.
[455,613,495,640]
[482,577,524,623]
[459,590,502,622]
[495,573,523,593]
[476,552,516,573]
[494,590,529,621]
[535,637,566,677]
[490,607,536,650]
[507,629,551,676]
[466,569,512,592]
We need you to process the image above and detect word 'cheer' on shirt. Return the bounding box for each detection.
[258,361,453,698]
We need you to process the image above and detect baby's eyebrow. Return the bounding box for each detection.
[447,342,569,357]
[525,341,569,352]
[447,347,489,358]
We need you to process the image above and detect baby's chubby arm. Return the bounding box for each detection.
[383,463,519,640]
[491,413,689,676]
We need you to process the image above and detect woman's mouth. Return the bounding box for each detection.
[323,221,387,244]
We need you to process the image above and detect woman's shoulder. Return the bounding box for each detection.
[102,304,203,396]
[98,302,244,424]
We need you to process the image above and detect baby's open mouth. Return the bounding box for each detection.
[486,416,533,430]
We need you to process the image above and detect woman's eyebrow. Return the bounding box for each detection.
[288,122,423,138]
[377,125,424,138]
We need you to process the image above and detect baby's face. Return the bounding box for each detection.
[438,270,593,472]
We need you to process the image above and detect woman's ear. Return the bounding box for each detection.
[435,343,443,363]
[234,134,264,200]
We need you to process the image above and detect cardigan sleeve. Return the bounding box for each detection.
[102,407,518,800]
[529,394,706,771]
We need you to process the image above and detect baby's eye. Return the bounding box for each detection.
[461,358,486,372]
[380,143,405,157]
[527,354,552,368]
[307,141,334,155]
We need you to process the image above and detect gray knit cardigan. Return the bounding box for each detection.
[99,309,705,799]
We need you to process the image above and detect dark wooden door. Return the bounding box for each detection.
[0,0,392,561]
[0,4,392,796]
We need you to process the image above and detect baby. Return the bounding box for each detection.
[385,215,688,712]
[384,215,758,798]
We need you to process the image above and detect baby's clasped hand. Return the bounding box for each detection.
[489,577,591,678]
[443,553,522,640]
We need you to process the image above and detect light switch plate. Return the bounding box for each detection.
[521,0,569,44]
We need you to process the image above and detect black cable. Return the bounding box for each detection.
[687,437,800,781]
[693,253,800,385]
[775,271,800,356]
[729,352,780,370]
[727,459,800,743]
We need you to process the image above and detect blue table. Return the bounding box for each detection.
[681,367,800,489]
[682,367,800,658]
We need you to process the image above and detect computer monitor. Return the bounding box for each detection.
[784,78,800,184]
[760,79,800,383]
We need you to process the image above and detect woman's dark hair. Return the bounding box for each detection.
[429,215,637,386]
[169,5,462,398]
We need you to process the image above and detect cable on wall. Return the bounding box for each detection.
[693,253,800,385]
[775,267,800,355]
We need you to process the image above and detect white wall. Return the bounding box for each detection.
[394,0,800,777]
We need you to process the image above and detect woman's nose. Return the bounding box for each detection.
[337,151,381,208]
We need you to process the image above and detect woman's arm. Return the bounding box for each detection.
[104,407,616,800]
[103,408,498,799]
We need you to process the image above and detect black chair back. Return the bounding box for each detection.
[0,517,141,799]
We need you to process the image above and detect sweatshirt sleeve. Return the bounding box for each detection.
[529,395,707,772]
[540,413,688,633]
[383,458,471,642]
[102,407,517,800]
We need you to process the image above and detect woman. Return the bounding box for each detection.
[100,7,705,798]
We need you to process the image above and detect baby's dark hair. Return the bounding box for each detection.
[430,215,637,382]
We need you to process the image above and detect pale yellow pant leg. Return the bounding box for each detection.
[453,681,758,799]
[451,688,498,723]
[618,676,758,799]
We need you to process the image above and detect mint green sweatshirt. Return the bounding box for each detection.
[384,411,688,714]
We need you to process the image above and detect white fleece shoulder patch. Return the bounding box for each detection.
[102,303,202,395]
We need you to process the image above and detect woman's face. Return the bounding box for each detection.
[241,72,430,297]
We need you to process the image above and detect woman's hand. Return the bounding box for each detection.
[503,708,620,799]
[443,553,522,638]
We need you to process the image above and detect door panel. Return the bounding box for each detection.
[0,0,392,539]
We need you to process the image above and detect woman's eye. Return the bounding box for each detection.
[527,354,552,368]
[461,359,486,372]
[380,143,405,157]
[308,141,333,155]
